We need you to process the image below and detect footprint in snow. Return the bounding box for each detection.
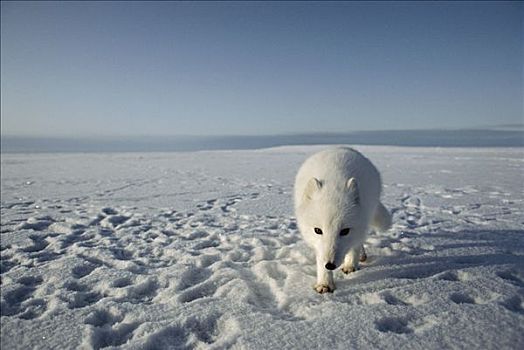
[84,308,139,350]
[500,295,524,314]
[1,275,46,319]
[142,325,189,350]
[115,276,160,304]
[177,275,218,304]
[496,270,524,287]
[111,277,134,288]
[21,234,49,253]
[64,280,88,292]
[16,216,54,231]
[66,291,104,309]
[375,316,412,334]
[71,263,99,279]
[142,314,235,350]
[449,292,476,305]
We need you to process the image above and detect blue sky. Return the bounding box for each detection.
[1,1,522,137]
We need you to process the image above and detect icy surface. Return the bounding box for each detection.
[1,146,523,349]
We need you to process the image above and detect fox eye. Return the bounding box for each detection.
[340,228,350,236]
[314,227,323,235]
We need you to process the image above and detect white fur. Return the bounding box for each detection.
[294,147,391,293]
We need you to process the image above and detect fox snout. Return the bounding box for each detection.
[325,262,337,270]
[322,247,348,271]
[322,248,340,271]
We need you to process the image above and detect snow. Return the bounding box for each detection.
[1,145,523,349]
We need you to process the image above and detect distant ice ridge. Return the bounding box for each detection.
[1,146,523,349]
[2,128,523,153]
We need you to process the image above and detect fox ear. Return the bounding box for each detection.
[346,177,359,204]
[304,177,322,201]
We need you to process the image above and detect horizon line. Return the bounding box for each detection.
[2,125,523,139]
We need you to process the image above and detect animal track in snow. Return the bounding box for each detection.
[1,275,46,319]
[111,277,134,288]
[101,207,118,216]
[1,286,35,316]
[436,271,460,281]
[381,291,409,306]
[116,277,160,304]
[496,270,524,287]
[142,325,188,350]
[21,234,49,253]
[84,309,122,327]
[220,196,243,213]
[184,314,221,344]
[375,316,412,334]
[142,314,238,350]
[449,292,476,305]
[67,291,104,309]
[178,279,218,304]
[59,229,94,249]
[175,267,213,292]
[360,290,427,307]
[84,308,139,349]
[71,263,99,279]
[197,199,217,211]
[435,270,473,282]
[263,262,287,284]
[500,295,524,314]
[102,214,131,228]
[192,239,220,251]
[196,254,221,268]
[17,275,43,286]
[395,194,426,229]
[110,247,134,261]
[64,280,88,292]
[18,298,47,320]
[16,216,54,231]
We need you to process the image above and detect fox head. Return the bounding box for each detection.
[298,177,366,269]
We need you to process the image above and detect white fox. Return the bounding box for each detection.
[294,147,391,293]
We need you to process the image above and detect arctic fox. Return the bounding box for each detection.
[294,147,391,293]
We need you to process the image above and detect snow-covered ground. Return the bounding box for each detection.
[1,145,523,349]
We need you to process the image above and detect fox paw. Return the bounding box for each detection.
[314,284,334,294]
[341,266,358,274]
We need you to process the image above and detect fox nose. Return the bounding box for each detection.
[325,262,337,270]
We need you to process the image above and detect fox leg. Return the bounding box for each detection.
[314,255,335,293]
[360,245,367,262]
[341,247,361,274]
